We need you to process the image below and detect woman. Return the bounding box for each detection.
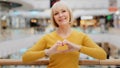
[22,1,106,68]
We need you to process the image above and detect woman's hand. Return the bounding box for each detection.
[45,40,81,56]
[62,39,81,52]
[45,41,63,56]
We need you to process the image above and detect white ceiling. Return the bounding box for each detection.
[1,0,120,18]
[11,0,110,10]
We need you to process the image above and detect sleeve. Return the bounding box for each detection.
[80,34,107,60]
[22,36,47,63]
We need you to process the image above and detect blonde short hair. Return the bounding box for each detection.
[51,1,73,28]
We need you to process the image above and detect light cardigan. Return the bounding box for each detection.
[22,30,106,68]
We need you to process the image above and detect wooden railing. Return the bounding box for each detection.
[0,59,120,65]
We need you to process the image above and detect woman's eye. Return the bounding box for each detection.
[62,10,66,13]
[54,13,58,15]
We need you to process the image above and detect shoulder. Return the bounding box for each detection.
[72,29,86,36]
[72,29,90,40]
[42,31,56,38]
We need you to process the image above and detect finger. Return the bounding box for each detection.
[53,41,62,49]
[62,39,68,45]
[56,50,63,53]
[63,40,73,47]
[56,41,62,46]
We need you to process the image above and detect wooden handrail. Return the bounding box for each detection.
[0,59,120,65]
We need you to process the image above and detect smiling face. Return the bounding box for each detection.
[51,1,73,27]
[53,6,70,27]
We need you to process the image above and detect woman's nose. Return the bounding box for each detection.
[58,13,63,17]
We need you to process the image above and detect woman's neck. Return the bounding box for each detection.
[57,25,72,35]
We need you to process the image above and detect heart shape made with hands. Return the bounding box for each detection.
[57,44,68,51]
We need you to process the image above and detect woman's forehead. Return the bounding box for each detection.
[52,5,68,12]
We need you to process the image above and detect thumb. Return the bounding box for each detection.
[63,39,71,45]
[53,40,62,48]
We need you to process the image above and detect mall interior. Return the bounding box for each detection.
[0,0,120,68]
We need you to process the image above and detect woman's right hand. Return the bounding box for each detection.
[45,41,62,56]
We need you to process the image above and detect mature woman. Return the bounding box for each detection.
[22,1,106,68]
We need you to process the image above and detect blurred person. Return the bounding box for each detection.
[30,18,40,34]
[1,20,7,30]
[105,22,110,32]
[82,24,86,33]
[22,1,106,68]
[101,42,111,59]
[1,20,9,39]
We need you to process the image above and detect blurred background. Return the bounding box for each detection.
[0,0,120,68]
